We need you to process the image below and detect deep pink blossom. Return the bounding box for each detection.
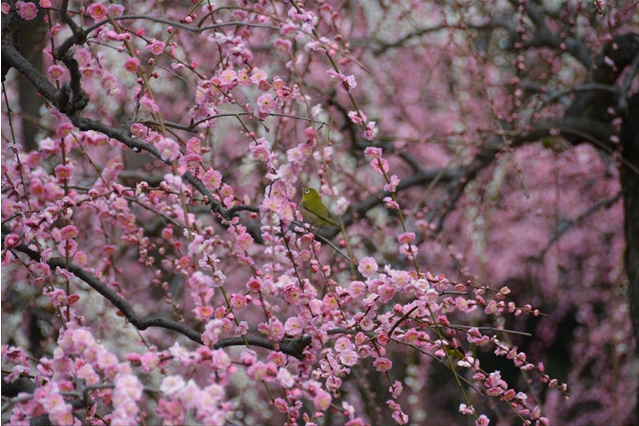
[47,65,65,80]
[145,39,166,55]
[124,57,139,73]
[86,3,107,20]
[16,1,37,20]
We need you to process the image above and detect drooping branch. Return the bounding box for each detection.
[2,236,204,344]
[1,231,313,359]
[533,191,623,259]
[2,41,260,221]
[372,23,491,55]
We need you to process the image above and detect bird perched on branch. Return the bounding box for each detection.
[298,187,339,228]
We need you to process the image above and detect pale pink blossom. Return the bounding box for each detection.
[202,168,222,191]
[156,138,180,162]
[160,376,185,395]
[313,390,331,410]
[358,257,378,278]
[257,93,275,113]
[373,357,392,372]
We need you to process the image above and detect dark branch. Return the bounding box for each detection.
[425,117,614,234]
[518,0,593,68]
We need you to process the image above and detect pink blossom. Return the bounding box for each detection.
[247,361,277,381]
[202,168,222,191]
[139,95,158,112]
[58,239,77,257]
[365,121,377,140]
[101,74,118,93]
[156,138,180,162]
[371,158,389,175]
[16,1,38,20]
[348,280,366,297]
[202,319,224,346]
[186,137,201,154]
[160,375,185,395]
[230,293,246,310]
[115,374,143,401]
[249,138,272,163]
[284,317,303,336]
[246,277,262,292]
[257,93,275,114]
[378,283,395,302]
[60,225,78,240]
[124,57,139,73]
[212,270,226,287]
[348,110,366,124]
[239,67,256,87]
[334,337,353,352]
[344,74,357,92]
[275,38,292,54]
[219,69,237,86]
[358,257,378,277]
[459,403,475,415]
[145,39,166,56]
[269,318,285,340]
[250,68,268,84]
[194,305,214,321]
[391,408,408,424]
[34,386,72,419]
[235,232,253,252]
[384,175,401,192]
[235,321,249,335]
[373,357,392,372]
[54,164,73,180]
[338,349,358,366]
[86,3,107,20]
[277,368,294,388]
[274,397,288,413]
[3,233,20,248]
[56,122,73,137]
[240,349,257,366]
[47,65,65,80]
[313,390,331,410]
[35,262,50,277]
[2,3,12,13]
[107,3,124,16]
[475,414,490,426]
[141,351,160,373]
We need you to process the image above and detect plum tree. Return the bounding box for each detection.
[2,0,638,425]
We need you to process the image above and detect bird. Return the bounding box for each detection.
[298,187,339,228]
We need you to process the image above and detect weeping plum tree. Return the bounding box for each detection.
[2,0,638,425]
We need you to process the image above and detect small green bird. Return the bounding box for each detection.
[299,187,339,228]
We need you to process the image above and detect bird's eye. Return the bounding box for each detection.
[304,189,310,194]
